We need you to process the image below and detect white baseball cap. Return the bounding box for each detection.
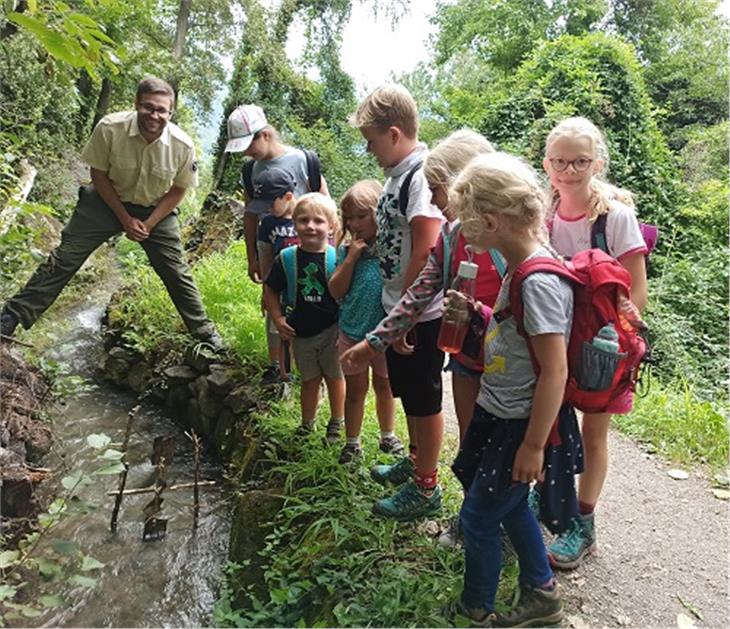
[224,104,267,153]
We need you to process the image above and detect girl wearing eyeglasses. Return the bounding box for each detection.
[540,116,648,570]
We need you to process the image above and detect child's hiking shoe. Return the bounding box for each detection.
[325,418,343,444]
[370,455,414,486]
[261,364,281,386]
[494,583,563,627]
[338,443,363,464]
[527,485,541,521]
[295,421,315,436]
[372,481,442,521]
[452,600,496,627]
[379,434,404,455]
[437,515,462,548]
[548,513,596,570]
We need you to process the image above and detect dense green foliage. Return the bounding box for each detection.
[213,0,380,201]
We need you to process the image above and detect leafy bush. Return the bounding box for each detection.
[476,33,677,227]
[644,245,729,394]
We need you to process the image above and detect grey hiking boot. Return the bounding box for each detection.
[438,515,462,548]
[325,418,343,444]
[379,434,405,455]
[494,583,563,627]
[338,442,363,464]
[370,455,414,486]
[0,309,19,338]
[548,513,596,570]
[452,600,496,627]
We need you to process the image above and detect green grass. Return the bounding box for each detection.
[615,378,729,471]
[214,393,519,628]
[108,240,267,363]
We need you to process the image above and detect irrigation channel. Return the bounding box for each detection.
[23,292,231,628]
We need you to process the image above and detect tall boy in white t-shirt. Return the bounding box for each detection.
[347,85,445,521]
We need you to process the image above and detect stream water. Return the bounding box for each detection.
[25,295,231,628]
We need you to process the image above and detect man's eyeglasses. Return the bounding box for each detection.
[548,157,593,172]
[138,102,173,117]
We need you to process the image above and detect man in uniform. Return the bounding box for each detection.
[0,76,222,349]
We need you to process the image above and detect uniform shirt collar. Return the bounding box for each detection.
[129,111,170,145]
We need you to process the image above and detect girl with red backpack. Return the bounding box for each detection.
[447,152,580,627]
[542,116,649,569]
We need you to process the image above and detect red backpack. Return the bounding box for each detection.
[498,249,648,413]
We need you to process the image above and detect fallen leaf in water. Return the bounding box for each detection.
[712,488,730,500]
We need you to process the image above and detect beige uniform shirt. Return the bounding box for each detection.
[80,111,198,207]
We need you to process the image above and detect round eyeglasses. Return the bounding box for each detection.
[548,157,593,172]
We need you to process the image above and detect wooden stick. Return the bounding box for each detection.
[187,430,202,530]
[0,334,33,347]
[106,480,216,496]
[110,405,139,532]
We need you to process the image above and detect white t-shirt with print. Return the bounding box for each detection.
[550,200,647,260]
[375,144,444,320]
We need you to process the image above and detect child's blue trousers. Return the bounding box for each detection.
[460,479,553,612]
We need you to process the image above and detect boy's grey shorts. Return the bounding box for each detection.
[291,324,343,382]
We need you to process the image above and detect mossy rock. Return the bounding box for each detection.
[228,488,285,602]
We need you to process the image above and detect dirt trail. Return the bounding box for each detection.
[440,377,729,629]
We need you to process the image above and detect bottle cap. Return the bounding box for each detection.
[457,261,479,280]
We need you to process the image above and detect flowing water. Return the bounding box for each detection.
[24,295,231,628]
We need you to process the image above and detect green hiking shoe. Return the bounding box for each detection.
[370,455,414,486]
[372,481,442,521]
[548,513,596,570]
[494,583,563,627]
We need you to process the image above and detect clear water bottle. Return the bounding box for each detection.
[592,323,620,353]
[437,261,478,354]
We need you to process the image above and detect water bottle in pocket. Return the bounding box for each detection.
[577,324,626,392]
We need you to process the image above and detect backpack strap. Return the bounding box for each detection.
[241,159,255,200]
[399,161,423,216]
[324,244,336,278]
[280,245,298,307]
[442,223,457,288]
[505,258,577,338]
[303,149,322,193]
[590,213,609,254]
[489,249,507,278]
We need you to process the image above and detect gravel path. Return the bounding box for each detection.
[441,377,729,628]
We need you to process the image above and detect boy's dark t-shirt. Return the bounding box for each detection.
[257,214,299,256]
[265,247,339,338]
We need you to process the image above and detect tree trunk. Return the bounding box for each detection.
[76,70,95,142]
[92,77,112,129]
[169,0,192,98]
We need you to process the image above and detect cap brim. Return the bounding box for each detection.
[224,135,254,153]
[246,198,273,214]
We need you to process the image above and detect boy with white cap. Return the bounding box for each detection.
[224,105,329,284]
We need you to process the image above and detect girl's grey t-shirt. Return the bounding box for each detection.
[477,247,574,419]
[245,147,310,215]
